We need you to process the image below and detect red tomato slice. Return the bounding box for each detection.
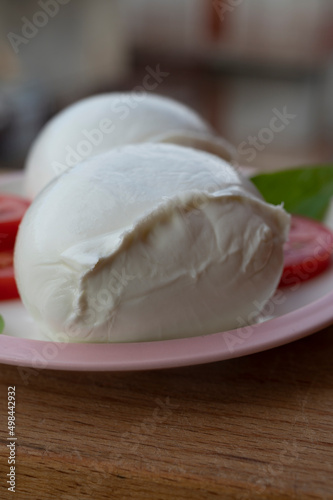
[279,215,333,287]
[0,251,19,300]
[0,194,30,251]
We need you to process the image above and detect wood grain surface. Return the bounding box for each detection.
[1,325,333,500]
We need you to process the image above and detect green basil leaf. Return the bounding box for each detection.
[0,315,4,334]
[250,164,333,221]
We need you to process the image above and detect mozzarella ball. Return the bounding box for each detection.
[24,93,235,199]
[16,144,289,343]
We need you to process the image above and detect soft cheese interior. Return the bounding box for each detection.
[15,144,290,342]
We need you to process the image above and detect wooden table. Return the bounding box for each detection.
[1,324,333,500]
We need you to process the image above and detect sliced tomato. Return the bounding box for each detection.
[0,251,19,300]
[0,194,30,251]
[279,215,333,287]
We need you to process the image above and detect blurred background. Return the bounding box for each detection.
[1,0,333,170]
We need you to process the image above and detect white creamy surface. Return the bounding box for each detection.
[15,144,290,343]
[24,93,234,199]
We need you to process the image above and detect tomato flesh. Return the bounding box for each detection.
[0,195,30,251]
[0,194,29,300]
[0,252,19,300]
[279,215,333,287]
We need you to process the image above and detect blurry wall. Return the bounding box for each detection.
[1,0,333,169]
[119,0,333,167]
[1,0,129,95]
[122,0,333,68]
[0,0,129,164]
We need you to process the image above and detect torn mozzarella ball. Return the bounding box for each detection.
[15,144,290,343]
[24,93,235,199]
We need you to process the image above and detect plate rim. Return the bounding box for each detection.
[1,290,333,371]
[1,172,333,371]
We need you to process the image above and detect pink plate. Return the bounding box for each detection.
[1,173,333,371]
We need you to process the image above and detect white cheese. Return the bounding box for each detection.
[15,144,290,343]
[24,93,235,199]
